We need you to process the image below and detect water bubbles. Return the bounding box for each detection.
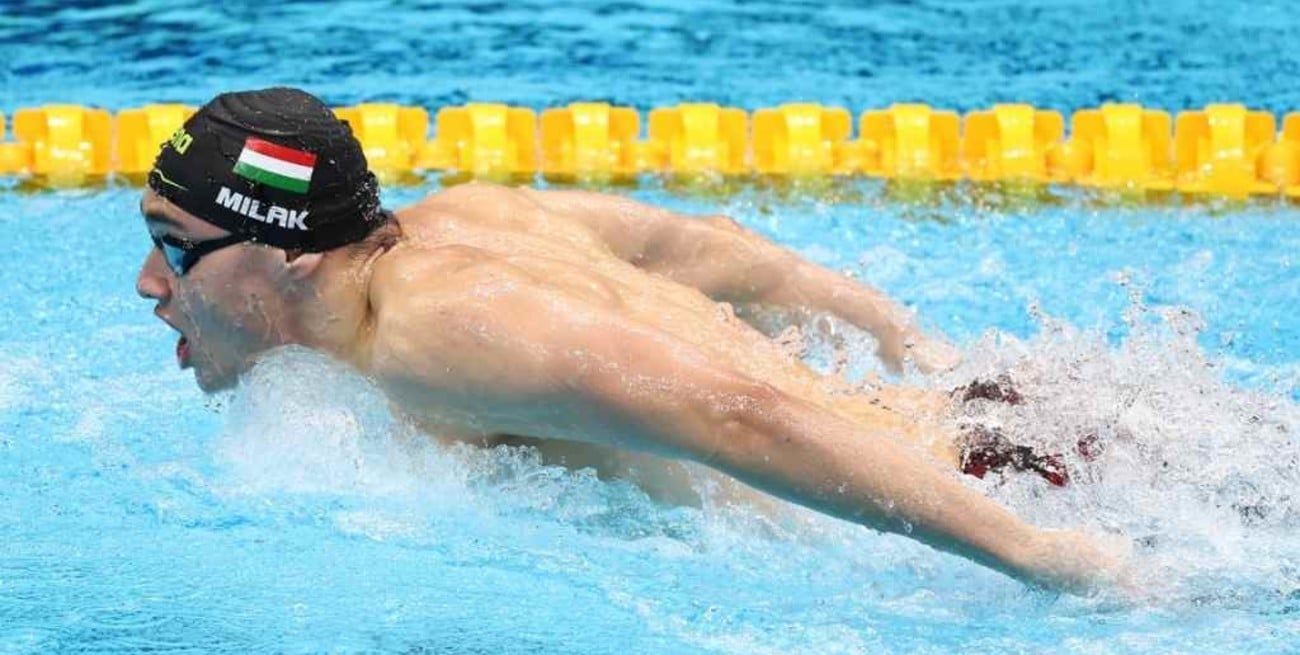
[930,299,1299,606]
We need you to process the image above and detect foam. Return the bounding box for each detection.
[929,301,1299,607]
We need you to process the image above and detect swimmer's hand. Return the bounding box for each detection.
[880,333,963,375]
[908,337,963,375]
[1018,529,1135,595]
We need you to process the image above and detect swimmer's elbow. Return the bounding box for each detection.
[672,379,794,467]
[568,342,784,464]
[712,381,793,464]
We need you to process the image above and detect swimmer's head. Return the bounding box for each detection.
[135,87,389,391]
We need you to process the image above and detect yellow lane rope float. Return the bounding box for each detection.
[4,101,1300,198]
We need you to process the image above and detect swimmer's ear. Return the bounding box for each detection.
[282,249,325,281]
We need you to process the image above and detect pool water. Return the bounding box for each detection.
[2,1,1299,653]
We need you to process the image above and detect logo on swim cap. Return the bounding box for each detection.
[214,186,310,231]
[167,128,193,155]
[231,137,316,194]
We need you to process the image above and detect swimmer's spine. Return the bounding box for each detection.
[3,102,1300,198]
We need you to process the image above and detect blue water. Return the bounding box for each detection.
[2,2,1299,653]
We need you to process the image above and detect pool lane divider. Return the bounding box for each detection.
[5,101,1300,198]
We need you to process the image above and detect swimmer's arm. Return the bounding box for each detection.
[373,281,1100,591]
[522,188,957,374]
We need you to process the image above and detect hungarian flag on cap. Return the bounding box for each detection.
[232,137,316,194]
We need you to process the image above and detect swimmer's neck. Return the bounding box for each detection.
[281,230,396,372]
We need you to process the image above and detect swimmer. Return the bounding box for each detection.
[136,88,1125,593]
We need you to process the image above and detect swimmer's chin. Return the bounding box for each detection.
[190,358,244,393]
[192,347,293,393]
[193,367,239,393]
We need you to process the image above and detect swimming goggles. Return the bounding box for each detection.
[151,233,252,276]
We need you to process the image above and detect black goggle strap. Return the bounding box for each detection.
[153,233,254,275]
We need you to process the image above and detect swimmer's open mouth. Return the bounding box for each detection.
[154,311,191,370]
[176,335,191,369]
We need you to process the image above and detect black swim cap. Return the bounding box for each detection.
[148,87,385,252]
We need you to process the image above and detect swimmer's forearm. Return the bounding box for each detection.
[527,188,923,354]
[707,247,924,371]
[673,220,922,359]
[761,259,920,353]
[688,388,1045,583]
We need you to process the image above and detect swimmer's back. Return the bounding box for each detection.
[366,184,946,458]
[397,182,617,258]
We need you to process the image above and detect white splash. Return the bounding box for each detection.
[212,347,441,498]
[925,301,1300,607]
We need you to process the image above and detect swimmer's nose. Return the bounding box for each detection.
[136,248,172,303]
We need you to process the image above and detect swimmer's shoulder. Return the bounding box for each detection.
[362,244,511,377]
[404,181,530,217]
[369,240,497,306]
[388,182,531,240]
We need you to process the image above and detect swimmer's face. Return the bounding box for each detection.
[135,189,295,392]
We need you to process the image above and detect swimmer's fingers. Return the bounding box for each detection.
[1026,528,1137,597]
[906,337,963,375]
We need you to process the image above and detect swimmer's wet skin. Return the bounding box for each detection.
[135,87,1128,594]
